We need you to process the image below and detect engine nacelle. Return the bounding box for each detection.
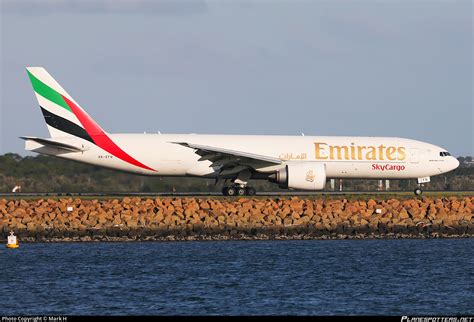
[269,162,326,190]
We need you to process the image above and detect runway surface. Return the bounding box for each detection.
[0,190,472,198]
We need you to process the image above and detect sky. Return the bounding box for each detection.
[1,0,472,156]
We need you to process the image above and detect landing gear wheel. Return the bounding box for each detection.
[236,187,246,196]
[226,187,236,196]
[414,188,422,196]
[246,187,256,196]
[222,187,229,196]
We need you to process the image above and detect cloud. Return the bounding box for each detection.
[1,0,208,15]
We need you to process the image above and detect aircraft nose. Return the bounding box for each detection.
[450,157,460,171]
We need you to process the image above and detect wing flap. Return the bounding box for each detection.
[172,142,282,165]
[172,141,283,176]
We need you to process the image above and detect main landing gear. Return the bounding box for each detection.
[222,170,256,196]
[222,186,256,196]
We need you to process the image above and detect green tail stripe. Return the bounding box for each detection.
[27,70,71,112]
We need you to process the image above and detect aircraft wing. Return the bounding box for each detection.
[172,142,283,175]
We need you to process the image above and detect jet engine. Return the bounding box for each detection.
[269,162,326,190]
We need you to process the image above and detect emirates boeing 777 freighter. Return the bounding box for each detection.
[22,67,459,196]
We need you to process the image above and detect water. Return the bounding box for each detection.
[1,239,473,315]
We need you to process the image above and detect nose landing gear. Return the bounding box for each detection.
[414,187,423,196]
[414,177,430,196]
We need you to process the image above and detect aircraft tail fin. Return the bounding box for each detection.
[25,67,157,172]
[26,67,105,143]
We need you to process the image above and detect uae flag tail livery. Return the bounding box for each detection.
[25,67,155,172]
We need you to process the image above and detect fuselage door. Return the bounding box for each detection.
[408,148,419,163]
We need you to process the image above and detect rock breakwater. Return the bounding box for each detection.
[1,197,472,242]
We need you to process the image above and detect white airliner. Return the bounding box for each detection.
[22,67,459,196]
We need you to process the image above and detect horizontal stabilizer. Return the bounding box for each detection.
[20,136,84,152]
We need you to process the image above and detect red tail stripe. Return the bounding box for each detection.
[61,95,156,172]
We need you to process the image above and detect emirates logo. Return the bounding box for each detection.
[305,170,315,182]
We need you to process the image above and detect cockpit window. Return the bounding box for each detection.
[440,152,451,157]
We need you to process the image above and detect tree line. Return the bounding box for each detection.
[0,153,472,193]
